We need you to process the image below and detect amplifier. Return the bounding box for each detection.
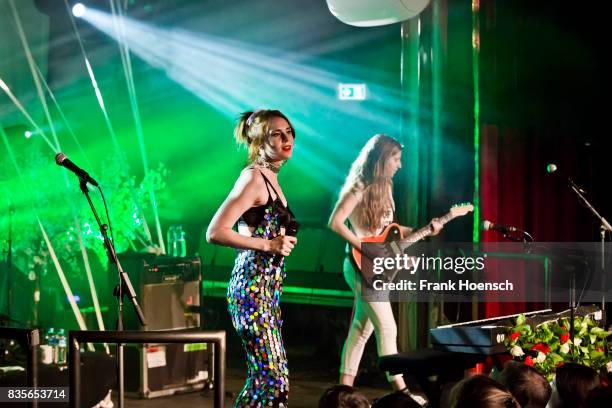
[140,257,201,284]
[114,254,202,331]
[115,254,210,398]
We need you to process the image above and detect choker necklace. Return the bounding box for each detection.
[255,159,283,174]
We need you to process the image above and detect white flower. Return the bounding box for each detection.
[510,345,524,357]
[607,361,612,373]
[536,352,546,363]
[574,338,582,346]
[560,343,570,354]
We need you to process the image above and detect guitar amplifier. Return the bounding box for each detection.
[114,254,202,331]
[114,254,210,398]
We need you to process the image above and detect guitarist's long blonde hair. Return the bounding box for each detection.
[339,134,403,231]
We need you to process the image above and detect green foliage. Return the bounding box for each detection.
[1,140,167,278]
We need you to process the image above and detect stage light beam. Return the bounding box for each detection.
[72,3,87,18]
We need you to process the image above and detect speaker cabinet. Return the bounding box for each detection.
[112,254,209,398]
[114,253,201,331]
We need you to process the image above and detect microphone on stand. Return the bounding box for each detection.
[481,220,518,234]
[55,152,99,187]
[546,163,586,193]
[547,163,611,232]
[481,220,534,242]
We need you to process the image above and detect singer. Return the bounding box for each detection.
[206,109,298,408]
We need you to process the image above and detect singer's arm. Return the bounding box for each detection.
[206,169,296,256]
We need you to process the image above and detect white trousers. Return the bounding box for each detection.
[340,257,402,381]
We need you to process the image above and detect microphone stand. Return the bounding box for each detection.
[78,179,146,408]
[3,203,14,325]
[565,177,611,357]
[8,204,13,322]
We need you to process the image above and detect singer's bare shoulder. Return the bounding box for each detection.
[236,167,266,189]
[226,167,267,206]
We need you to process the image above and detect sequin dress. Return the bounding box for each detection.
[227,170,297,408]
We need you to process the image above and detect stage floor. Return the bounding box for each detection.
[110,367,389,407]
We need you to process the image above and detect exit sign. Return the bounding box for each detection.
[338,83,367,100]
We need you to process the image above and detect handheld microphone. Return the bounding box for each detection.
[481,220,517,234]
[55,152,99,187]
[285,220,300,237]
[273,220,300,267]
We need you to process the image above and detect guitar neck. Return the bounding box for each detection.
[402,211,454,245]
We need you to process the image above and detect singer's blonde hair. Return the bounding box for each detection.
[234,109,295,163]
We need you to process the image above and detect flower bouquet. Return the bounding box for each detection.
[505,312,612,380]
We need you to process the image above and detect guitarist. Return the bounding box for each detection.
[328,134,442,407]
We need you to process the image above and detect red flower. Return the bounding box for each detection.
[559,333,570,344]
[596,347,604,352]
[532,343,551,354]
[525,356,534,366]
[510,332,521,341]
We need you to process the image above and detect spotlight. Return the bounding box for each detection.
[25,130,32,138]
[72,3,87,18]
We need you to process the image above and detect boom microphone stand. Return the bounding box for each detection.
[78,179,146,408]
[549,164,611,355]
[7,202,14,323]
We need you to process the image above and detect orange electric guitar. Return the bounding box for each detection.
[351,203,474,284]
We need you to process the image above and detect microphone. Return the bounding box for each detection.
[272,220,300,267]
[546,163,585,193]
[55,152,99,187]
[481,220,518,234]
[285,220,300,237]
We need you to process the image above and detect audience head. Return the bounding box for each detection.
[586,385,612,408]
[498,361,551,408]
[552,363,600,408]
[450,375,520,408]
[371,391,422,408]
[319,384,370,408]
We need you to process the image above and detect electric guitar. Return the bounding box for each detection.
[351,203,474,285]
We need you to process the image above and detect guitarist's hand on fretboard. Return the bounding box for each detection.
[350,203,474,285]
[429,218,443,236]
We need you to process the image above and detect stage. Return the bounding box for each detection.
[1,0,610,407]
